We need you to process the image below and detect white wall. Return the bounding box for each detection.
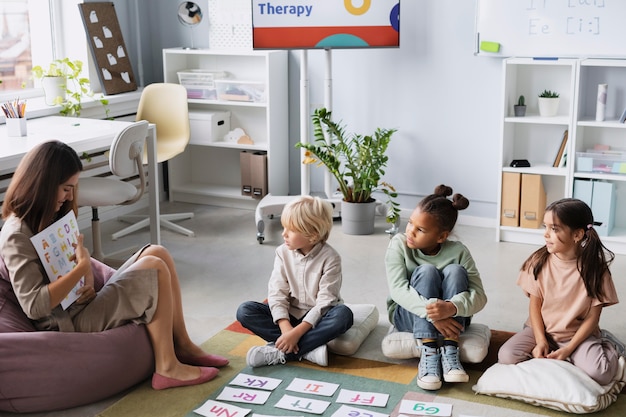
[135,0,504,223]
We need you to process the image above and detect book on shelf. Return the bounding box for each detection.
[30,211,84,310]
[553,129,568,168]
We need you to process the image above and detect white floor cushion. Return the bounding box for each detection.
[327,304,379,356]
[381,323,491,363]
[473,356,626,414]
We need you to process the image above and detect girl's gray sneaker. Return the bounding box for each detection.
[440,345,469,383]
[417,346,442,390]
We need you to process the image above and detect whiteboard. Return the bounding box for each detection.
[475,0,626,58]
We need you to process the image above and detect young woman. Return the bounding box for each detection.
[0,140,228,390]
[385,185,487,391]
[498,198,623,385]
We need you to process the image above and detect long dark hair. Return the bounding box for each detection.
[522,198,614,300]
[418,184,469,233]
[2,141,83,233]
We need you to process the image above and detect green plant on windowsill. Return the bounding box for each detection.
[31,58,110,118]
[295,107,400,225]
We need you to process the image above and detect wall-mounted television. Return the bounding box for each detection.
[251,0,400,50]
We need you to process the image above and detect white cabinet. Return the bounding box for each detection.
[497,57,626,254]
[573,59,626,253]
[162,48,288,209]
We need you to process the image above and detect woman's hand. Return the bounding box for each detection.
[72,234,96,304]
[75,283,96,304]
[71,234,91,269]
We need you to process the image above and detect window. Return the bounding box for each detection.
[0,0,87,99]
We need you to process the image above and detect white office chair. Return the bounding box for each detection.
[78,121,149,265]
[112,83,195,239]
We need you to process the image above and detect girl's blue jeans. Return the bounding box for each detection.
[393,264,471,340]
[236,301,353,360]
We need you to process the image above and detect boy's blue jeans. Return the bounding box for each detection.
[393,264,471,340]
[236,301,353,361]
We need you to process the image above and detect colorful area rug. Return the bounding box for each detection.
[98,323,626,417]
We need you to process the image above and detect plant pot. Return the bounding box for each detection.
[41,76,67,106]
[341,200,376,235]
[514,105,526,117]
[538,97,560,117]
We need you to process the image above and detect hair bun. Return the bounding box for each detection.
[452,193,470,211]
[433,184,452,197]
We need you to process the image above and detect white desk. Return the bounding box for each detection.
[0,116,161,245]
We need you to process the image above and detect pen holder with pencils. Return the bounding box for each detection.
[6,117,27,137]
[3,99,27,137]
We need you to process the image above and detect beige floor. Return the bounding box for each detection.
[5,201,626,417]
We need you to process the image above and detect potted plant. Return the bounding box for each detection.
[32,58,109,117]
[514,95,526,117]
[296,107,400,235]
[538,89,560,117]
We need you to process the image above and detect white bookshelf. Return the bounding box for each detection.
[162,48,289,209]
[497,57,626,254]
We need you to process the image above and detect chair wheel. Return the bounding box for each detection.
[257,236,264,244]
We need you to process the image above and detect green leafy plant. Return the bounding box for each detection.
[539,89,559,98]
[295,107,400,224]
[32,58,110,118]
[517,95,525,106]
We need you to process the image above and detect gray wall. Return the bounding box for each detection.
[113,0,503,223]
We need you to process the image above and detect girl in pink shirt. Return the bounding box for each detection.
[498,198,623,385]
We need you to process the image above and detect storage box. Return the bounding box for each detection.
[576,151,626,174]
[177,70,228,100]
[188,110,231,145]
[520,174,546,229]
[215,80,266,103]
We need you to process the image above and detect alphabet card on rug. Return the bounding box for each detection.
[30,211,83,310]
[252,414,303,417]
[286,378,339,397]
[399,400,452,417]
[217,387,271,405]
[275,394,330,415]
[194,399,251,417]
[336,389,389,407]
[230,373,282,391]
[332,405,389,417]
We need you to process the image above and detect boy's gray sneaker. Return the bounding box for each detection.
[417,346,442,390]
[246,344,286,367]
[601,329,626,357]
[440,345,469,383]
[302,345,328,367]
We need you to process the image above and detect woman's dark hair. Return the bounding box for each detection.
[2,141,83,233]
[522,198,614,300]
[417,184,469,232]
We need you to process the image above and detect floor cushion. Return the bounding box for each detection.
[0,256,153,413]
[473,355,626,414]
[381,323,491,363]
[327,303,379,356]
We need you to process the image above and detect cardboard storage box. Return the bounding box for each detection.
[240,151,267,199]
[501,172,521,227]
[188,110,231,145]
[520,174,546,229]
